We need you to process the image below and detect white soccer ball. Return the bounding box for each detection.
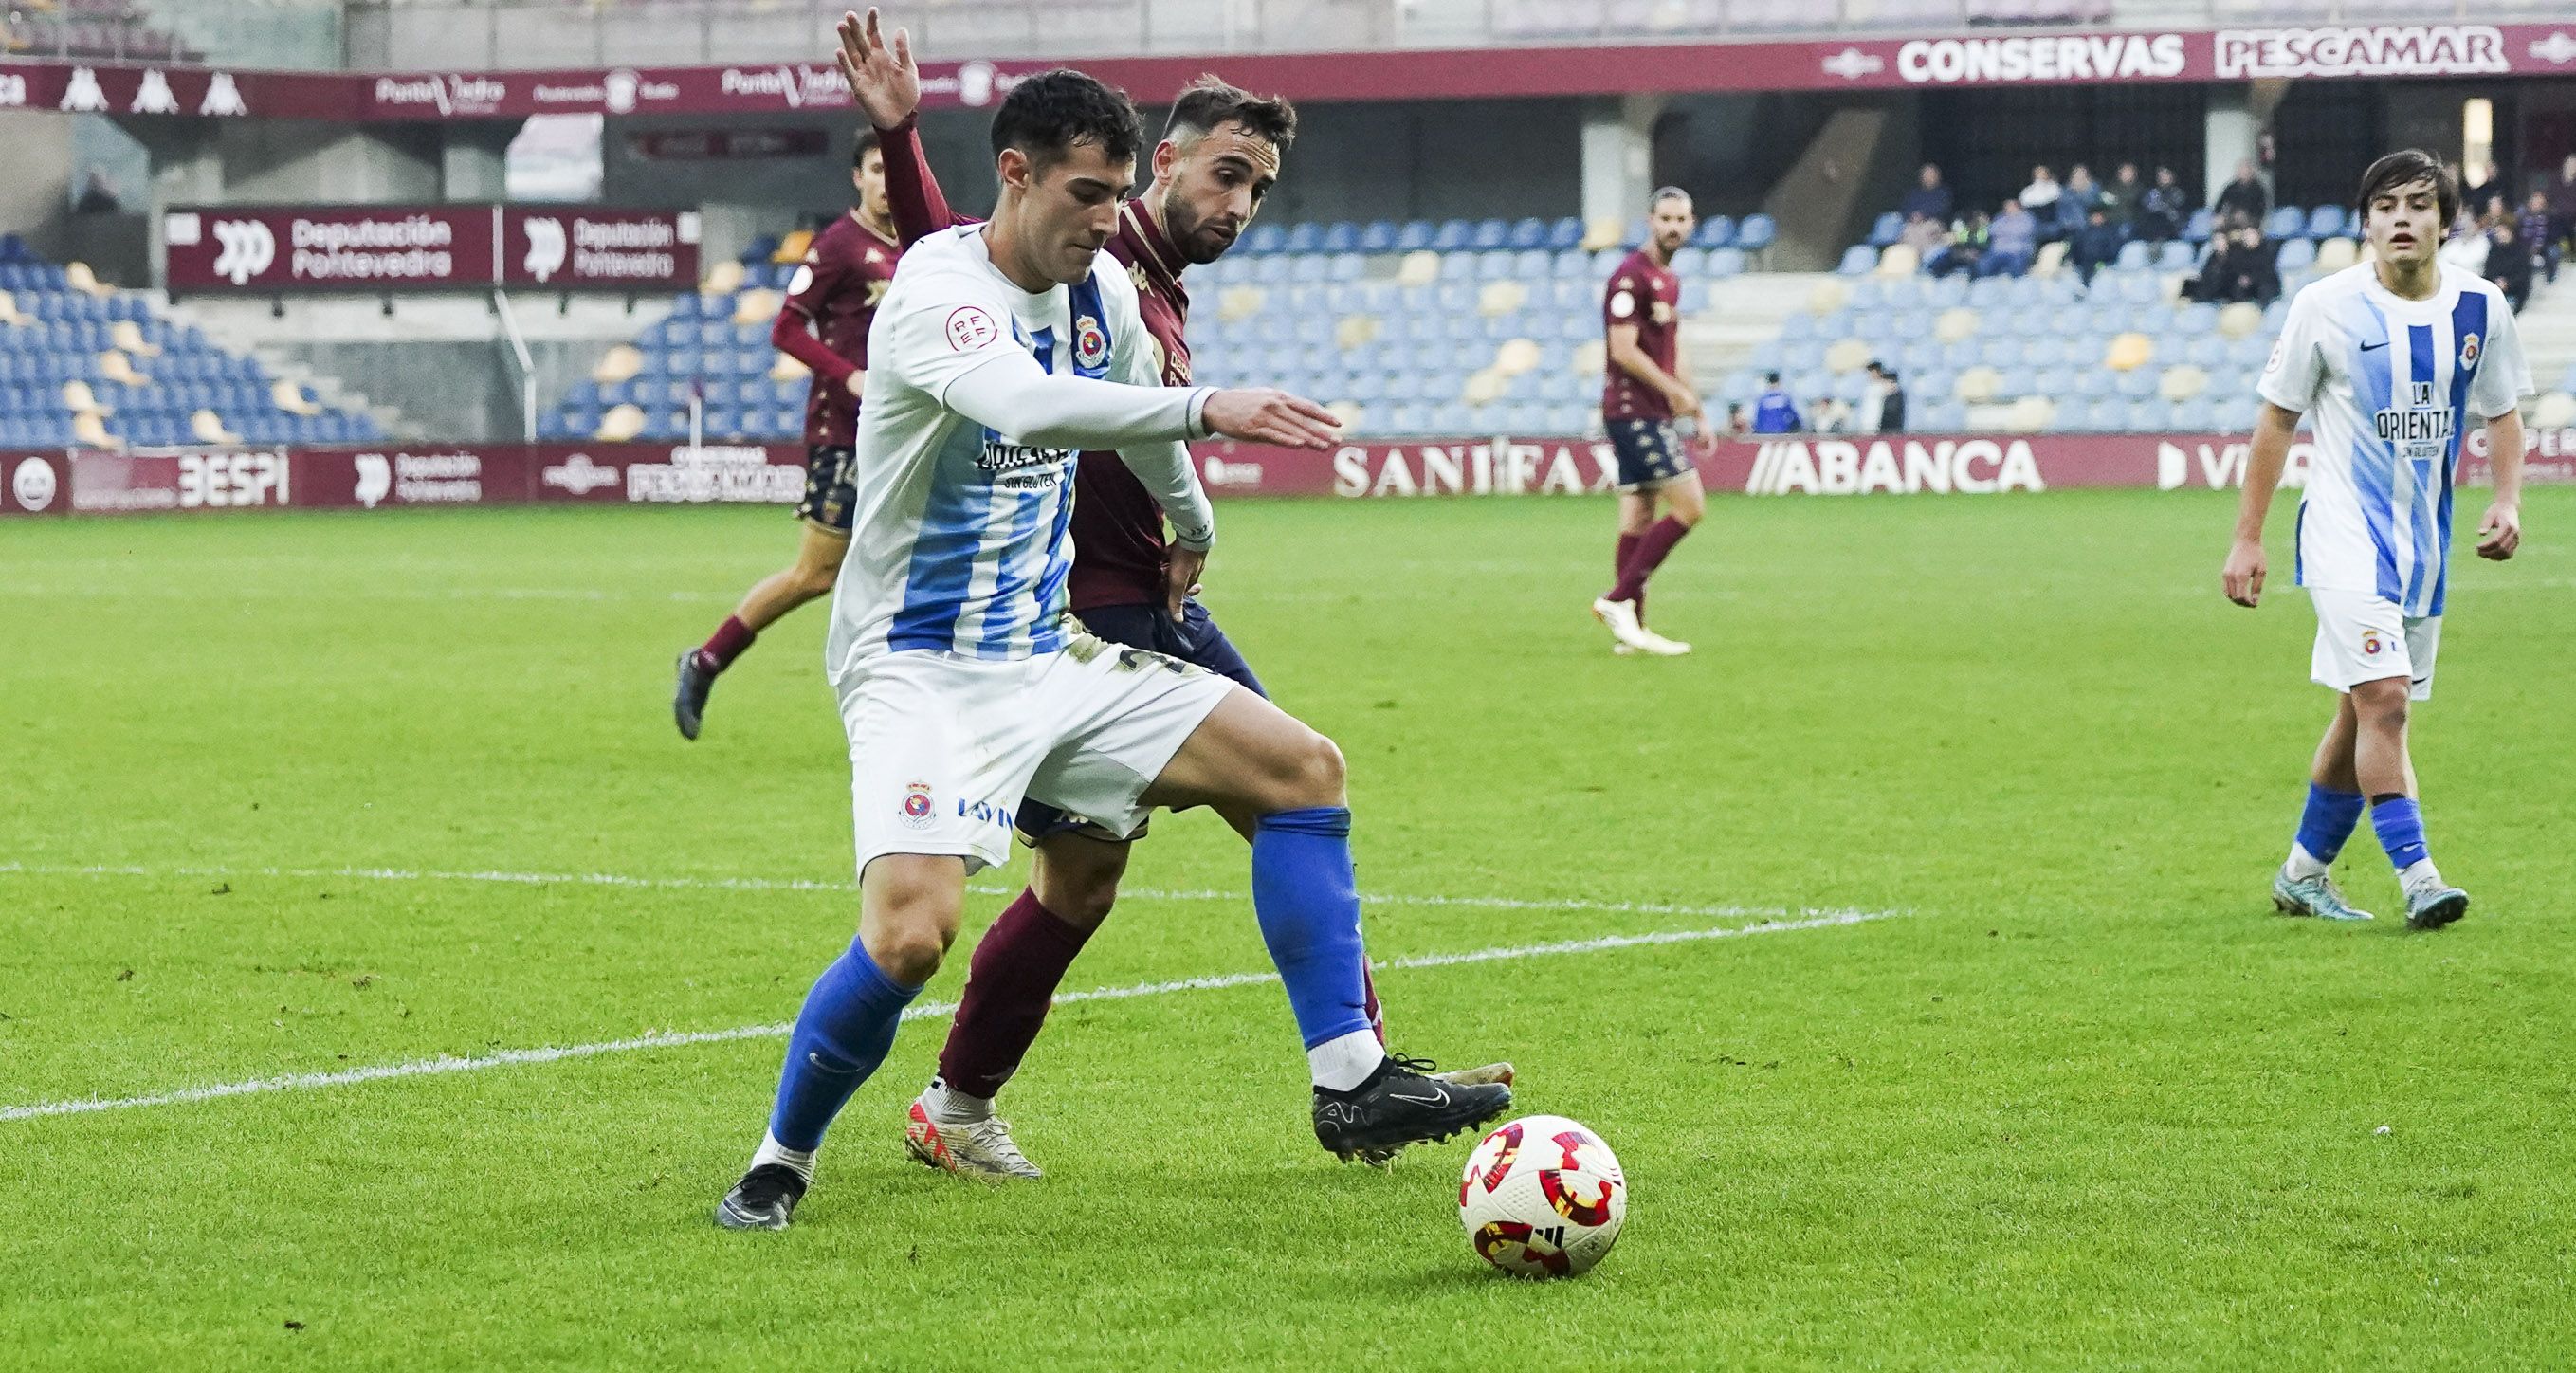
[1457,1114,1626,1278]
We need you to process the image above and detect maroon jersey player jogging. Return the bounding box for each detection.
[673,131,902,739]
[1591,187,1709,659]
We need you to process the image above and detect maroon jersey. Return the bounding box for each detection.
[778,212,900,447]
[1601,249,1681,422]
[874,118,1196,613]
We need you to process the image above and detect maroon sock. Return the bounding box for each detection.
[936,889,1093,1099]
[1610,516,1692,605]
[697,615,757,671]
[1363,962,1384,1045]
[1614,532,1644,623]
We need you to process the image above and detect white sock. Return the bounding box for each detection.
[749,1130,816,1184]
[1308,1029,1388,1092]
[2399,858,2445,898]
[2284,844,2332,881]
[922,1075,994,1125]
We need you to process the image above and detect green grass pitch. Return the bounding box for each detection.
[3,489,2571,1369]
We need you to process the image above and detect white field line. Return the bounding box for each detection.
[0,860,1848,924]
[0,910,1900,1124]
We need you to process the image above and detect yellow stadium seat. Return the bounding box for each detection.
[2003,396,2055,432]
[110,320,158,357]
[1955,366,2000,403]
[594,403,647,442]
[2217,302,2263,339]
[731,288,782,326]
[72,412,118,449]
[1571,339,1607,376]
[1493,338,1542,375]
[1219,285,1267,323]
[770,353,811,383]
[771,230,813,265]
[1580,218,1624,252]
[1396,250,1441,287]
[1478,281,1527,317]
[191,409,242,445]
[1334,314,1379,350]
[64,261,113,298]
[0,290,26,326]
[2032,242,2069,278]
[2160,365,2207,402]
[272,379,323,416]
[1805,280,1849,315]
[1874,244,1919,277]
[1462,370,1508,406]
[63,379,106,413]
[1824,338,1873,374]
[1934,306,1980,344]
[2105,333,2154,372]
[701,260,746,296]
[1325,400,1365,430]
[99,350,147,386]
[592,343,645,385]
[2314,237,2359,273]
[2533,391,2576,429]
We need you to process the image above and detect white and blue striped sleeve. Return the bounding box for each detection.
[2470,289,2532,419]
[2256,289,2328,414]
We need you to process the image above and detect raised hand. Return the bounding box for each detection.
[835,8,921,130]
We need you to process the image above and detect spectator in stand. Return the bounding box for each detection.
[1900,163,1953,225]
[2055,164,2101,242]
[2439,209,2491,277]
[2098,163,2143,231]
[1899,211,1948,259]
[1725,402,1748,436]
[1751,373,1801,433]
[1810,394,1851,434]
[1987,198,2037,275]
[2019,164,2064,219]
[2520,190,2558,284]
[2214,158,2269,229]
[2137,165,2192,242]
[2479,195,2531,311]
[1928,210,1990,278]
[2548,154,2576,249]
[1862,360,1906,434]
[2185,224,2278,304]
[2071,208,2125,283]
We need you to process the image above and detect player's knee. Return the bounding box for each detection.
[1670,502,1705,529]
[795,560,841,601]
[1277,729,1346,808]
[1033,845,1126,929]
[2351,682,2410,734]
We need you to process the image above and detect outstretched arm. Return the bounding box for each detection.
[837,9,967,246]
[770,307,857,389]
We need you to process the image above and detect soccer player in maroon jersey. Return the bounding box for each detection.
[1591,187,1708,658]
[672,131,904,739]
[833,8,1507,1180]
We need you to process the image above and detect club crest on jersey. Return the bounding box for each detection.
[2360,630,2388,659]
[2459,332,2481,368]
[900,781,935,830]
[1074,315,1108,370]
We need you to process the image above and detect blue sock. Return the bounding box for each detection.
[1251,807,1374,1051]
[2369,795,2430,872]
[2293,783,2366,863]
[766,938,921,1151]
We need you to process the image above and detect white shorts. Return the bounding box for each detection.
[2309,588,2440,702]
[836,634,1235,878]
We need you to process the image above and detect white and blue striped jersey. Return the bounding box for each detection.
[826,226,1174,675]
[2257,262,2529,618]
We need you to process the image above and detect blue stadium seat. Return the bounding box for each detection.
[1431,220,1473,252]
[1284,222,1324,253]
[1836,245,1875,276]
[1546,217,1584,251]
[1694,216,1735,249]
[2306,205,2346,240]
[1396,221,1436,252]
[1866,211,1905,249]
[2264,206,2307,240]
[1321,222,1361,253]
[1706,248,1746,278]
[2115,240,2151,272]
[1359,220,1399,253]
[1507,217,1549,250]
[2171,396,2217,430]
[2275,238,2317,273]
[1471,219,1511,251]
[1242,224,1287,255]
[1734,214,1776,253]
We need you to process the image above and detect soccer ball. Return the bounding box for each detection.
[1457,1114,1626,1278]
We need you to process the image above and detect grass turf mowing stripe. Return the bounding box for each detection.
[0,908,1900,1123]
[0,859,1870,924]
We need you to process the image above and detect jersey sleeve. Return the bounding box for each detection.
[877,259,1023,403]
[2255,290,2328,413]
[781,242,841,320]
[2470,288,2534,418]
[1603,273,1639,330]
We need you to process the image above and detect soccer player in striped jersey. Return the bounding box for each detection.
[674,132,903,739]
[2222,150,2530,930]
[833,9,1507,1183]
[715,68,1510,1232]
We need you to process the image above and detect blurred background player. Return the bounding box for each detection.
[1591,187,1705,658]
[2221,150,2530,931]
[671,131,902,739]
[833,9,1506,1181]
[715,66,1510,1230]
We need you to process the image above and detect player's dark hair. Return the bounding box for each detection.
[1649,186,1691,211]
[2356,149,2457,228]
[853,129,881,168]
[989,68,1142,174]
[1165,74,1297,156]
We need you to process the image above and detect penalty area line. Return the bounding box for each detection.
[0,909,1900,1125]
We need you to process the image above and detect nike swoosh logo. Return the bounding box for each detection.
[2361,341,2390,352]
[1387,1089,1449,1107]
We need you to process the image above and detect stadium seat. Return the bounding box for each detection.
[1865,211,1904,249]
[2305,206,2346,240]
[1734,214,1777,254]
[2275,238,2317,274]
[1836,245,1875,276]
[1546,218,1585,251]
[1395,221,1435,252]
[2264,206,2307,240]
[1693,216,1735,250]
[2153,241,2198,273]
[1359,220,1399,253]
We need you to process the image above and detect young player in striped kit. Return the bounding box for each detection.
[2222,150,2531,930]
[715,67,1511,1232]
